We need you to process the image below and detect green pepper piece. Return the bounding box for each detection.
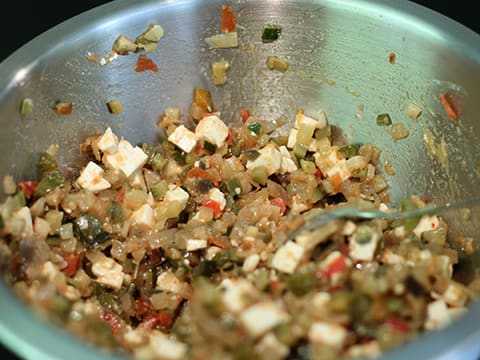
[73,213,111,247]
[172,152,186,165]
[247,122,262,136]
[13,191,26,207]
[287,269,317,296]
[151,180,169,201]
[34,170,65,197]
[36,152,58,176]
[252,166,268,185]
[192,260,218,278]
[262,24,282,43]
[46,235,62,246]
[338,144,359,159]
[151,153,167,172]
[376,113,392,126]
[108,203,123,224]
[225,177,241,196]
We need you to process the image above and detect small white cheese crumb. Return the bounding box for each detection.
[287,128,298,149]
[206,187,226,210]
[147,331,188,360]
[91,257,124,291]
[272,241,305,274]
[156,271,186,295]
[164,185,190,210]
[243,254,261,273]
[103,140,148,177]
[186,239,208,251]
[76,161,111,193]
[15,207,33,238]
[413,215,439,238]
[255,333,289,360]
[246,143,282,176]
[309,321,347,347]
[294,110,326,129]
[205,246,222,261]
[425,300,451,330]
[168,125,198,153]
[312,292,331,308]
[97,127,119,154]
[344,340,381,358]
[195,115,229,147]
[220,278,257,314]
[240,301,288,337]
[278,146,298,174]
[438,283,468,308]
[131,203,154,228]
[349,227,380,261]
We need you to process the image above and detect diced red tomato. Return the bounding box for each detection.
[389,52,396,64]
[221,5,237,33]
[270,197,287,215]
[135,298,150,318]
[118,186,126,204]
[18,181,38,199]
[239,108,251,123]
[186,167,219,186]
[314,167,324,179]
[439,93,459,120]
[330,172,343,193]
[385,317,409,333]
[135,55,158,72]
[141,311,174,329]
[325,254,347,277]
[102,311,123,335]
[202,199,223,218]
[61,253,81,277]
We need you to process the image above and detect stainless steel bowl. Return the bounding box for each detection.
[1,0,480,359]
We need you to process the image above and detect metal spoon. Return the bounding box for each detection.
[288,196,480,241]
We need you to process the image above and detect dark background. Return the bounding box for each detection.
[0,1,477,359]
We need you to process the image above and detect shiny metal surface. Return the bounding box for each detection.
[0,0,480,359]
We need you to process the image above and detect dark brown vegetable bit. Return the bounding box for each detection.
[404,275,426,297]
[54,101,73,115]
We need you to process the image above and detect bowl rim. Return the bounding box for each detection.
[1,0,480,359]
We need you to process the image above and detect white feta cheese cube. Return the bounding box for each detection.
[156,271,186,295]
[129,169,146,190]
[293,110,326,129]
[312,292,331,308]
[279,146,298,174]
[240,301,288,337]
[164,185,189,210]
[325,159,351,185]
[147,331,187,360]
[103,140,148,177]
[76,161,111,193]
[349,227,380,262]
[255,333,289,360]
[15,207,33,238]
[207,187,226,210]
[308,321,347,347]
[168,125,198,153]
[243,254,260,273]
[287,128,298,149]
[131,203,154,228]
[344,341,381,358]
[413,215,439,238]
[186,239,208,251]
[91,257,124,291]
[442,283,468,308]
[425,300,451,330]
[97,127,119,154]
[246,143,282,176]
[34,217,51,240]
[195,115,229,147]
[220,278,257,314]
[205,246,222,261]
[271,241,304,274]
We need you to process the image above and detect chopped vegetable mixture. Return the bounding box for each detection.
[0,102,476,360]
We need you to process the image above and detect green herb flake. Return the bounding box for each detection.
[262,24,282,43]
[376,113,392,126]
